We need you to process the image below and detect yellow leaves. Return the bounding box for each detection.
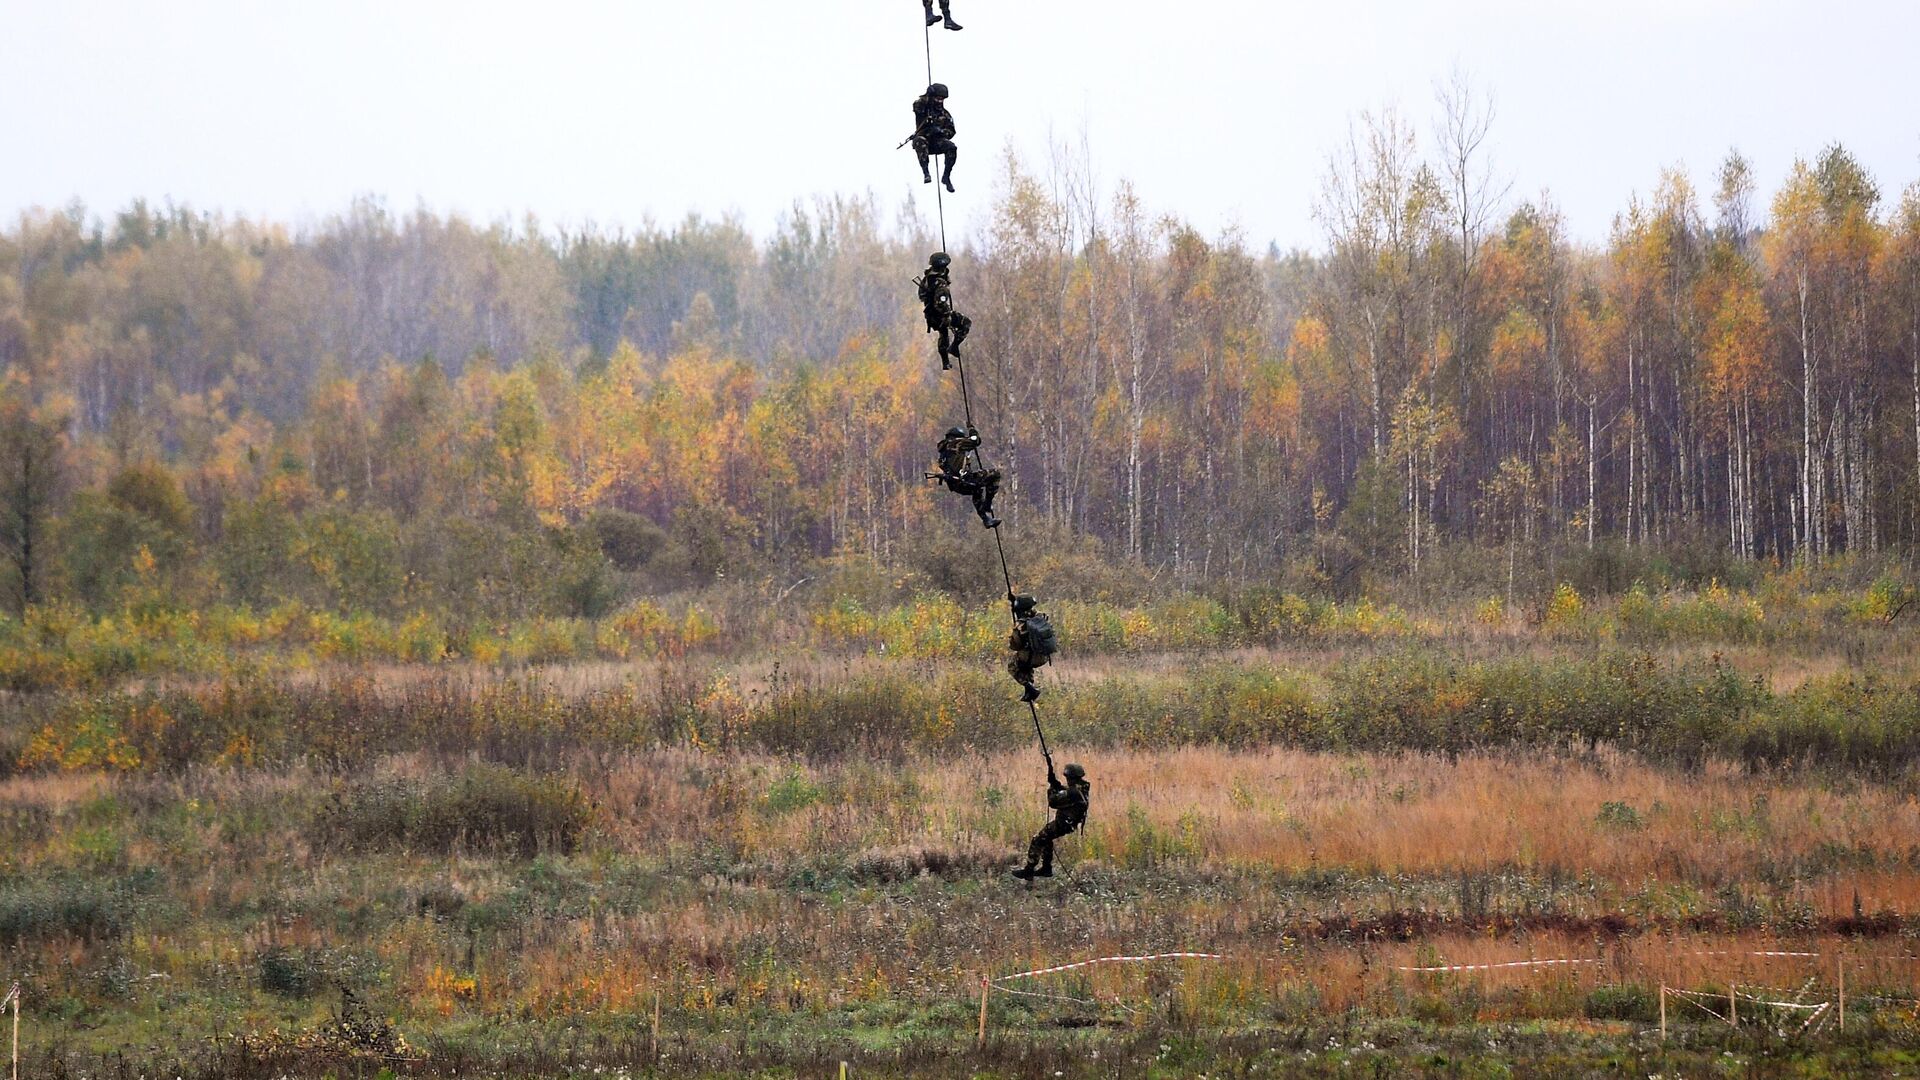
[1489,309,1546,383]
[424,966,478,1017]
[1544,583,1585,634]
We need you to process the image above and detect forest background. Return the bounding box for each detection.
[5,90,1920,682]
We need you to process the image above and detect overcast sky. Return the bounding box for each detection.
[4,0,1918,253]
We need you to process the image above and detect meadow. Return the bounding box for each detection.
[4,570,1920,1076]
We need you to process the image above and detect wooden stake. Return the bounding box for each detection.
[1659,984,1666,1042]
[1838,957,1846,1031]
[1729,982,1737,1027]
[977,976,989,1048]
[839,1062,848,1080]
[10,984,18,1080]
[651,989,661,1059]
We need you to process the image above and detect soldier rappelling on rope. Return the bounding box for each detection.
[926,425,1001,529]
[914,252,972,370]
[904,83,958,193]
[921,0,962,30]
[1005,593,1056,702]
[1012,761,1088,880]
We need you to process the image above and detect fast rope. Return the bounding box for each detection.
[920,8,1049,766]
[923,17,948,253]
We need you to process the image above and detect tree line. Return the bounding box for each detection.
[5,113,1920,620]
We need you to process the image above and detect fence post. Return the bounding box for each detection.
[977,975,989,1048]
[651,989,661,1060]
[1838,957,1845,1031]
[10,983,18,1080]
[1729,982,1737,1027]
[1658,984,1666,1042]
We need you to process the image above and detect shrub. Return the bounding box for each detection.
[0,876,134,944]
[310,764,593,857]
[258,946,326,998]
[1584,984,1658,1022]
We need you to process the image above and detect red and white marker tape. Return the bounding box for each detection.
[993,952,1224,984]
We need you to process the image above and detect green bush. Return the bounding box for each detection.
[310,764,593,857]
[258,946,326,998]
[0,876,134,944]
[1584,983,1658,1021]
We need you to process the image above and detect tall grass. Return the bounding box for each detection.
[21,647,1920,775]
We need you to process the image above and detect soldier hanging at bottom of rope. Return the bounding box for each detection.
[925,425,1000,528]
[1012,762,1088,880]
[922,0,962,30]
[1006,593,1057,702]
[908,83,957,192]
[915,251,971,369]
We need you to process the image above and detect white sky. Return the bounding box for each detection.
[4,0,1918,252]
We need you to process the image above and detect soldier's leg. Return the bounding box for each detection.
[913,137,933,183]
[924,0,941,26]
[936,322,954,369]
[1037,821,1071,873]
[1010,660,1040,702]
[947,311,971,356]
[940,0,962,30]
[940,141,958,192]
[1026,828,1053,870]
[971,470,1000,529]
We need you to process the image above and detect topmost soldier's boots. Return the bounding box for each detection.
[924,1,942,25]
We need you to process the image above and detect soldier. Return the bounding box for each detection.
[1006,593,1057,703]
[915,251,971,369]
[1012,761,1089,880]
[926,425,1000,529]
[922,0,962,30]
[909,83,958,193]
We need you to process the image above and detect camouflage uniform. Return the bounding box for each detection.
[911,87,958,191]
[926,426,1000,528]
[1016,765,1089,878]
[1005,594,1052,702]
[916,256,972,369]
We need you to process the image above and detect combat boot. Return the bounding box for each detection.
[944,15,964,30]
[1021,683,1040,703]
[1034,864,1053,877]
[1011,866,1037,880]
[924,2,942,26]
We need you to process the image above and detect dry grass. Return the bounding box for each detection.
[8,742,1920,1066]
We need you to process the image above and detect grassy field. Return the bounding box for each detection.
[5,572,1920,1076]
[6,698,1920,1076]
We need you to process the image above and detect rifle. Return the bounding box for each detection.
[895,122,931,150]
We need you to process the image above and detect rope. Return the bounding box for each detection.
[922,16,947,253]
[918,3,1047,771]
